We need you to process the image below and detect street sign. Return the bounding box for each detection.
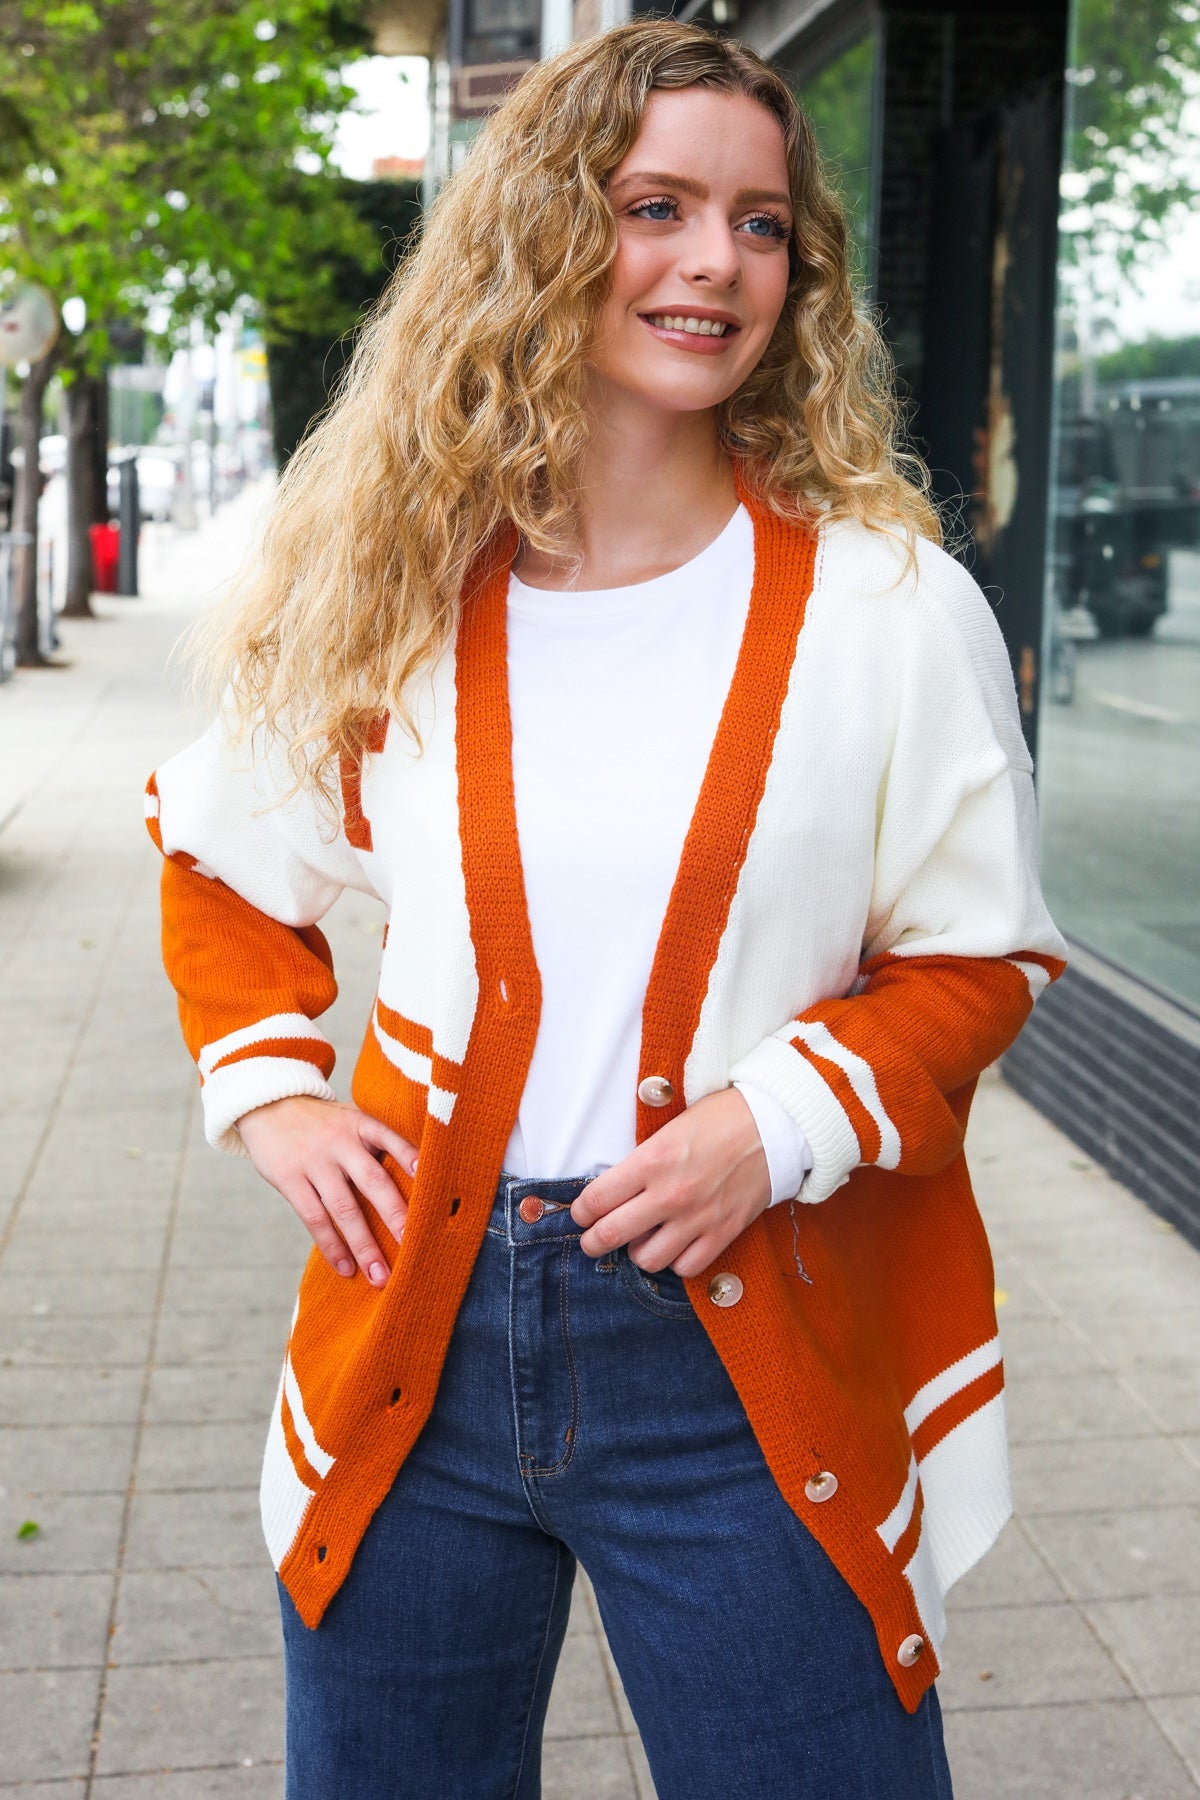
[0,285,60,367]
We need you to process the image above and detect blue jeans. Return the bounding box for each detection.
[279,1175,954,1798]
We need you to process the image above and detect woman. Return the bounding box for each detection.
[146,20,1066,1797]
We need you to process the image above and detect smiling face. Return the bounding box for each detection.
[590,86,794,419]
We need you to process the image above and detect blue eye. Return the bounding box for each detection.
[743,213,789,240]
[630,198,677,222]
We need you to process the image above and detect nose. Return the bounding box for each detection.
[680,208,741,289]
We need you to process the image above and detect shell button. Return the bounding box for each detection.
[518,1195,545,1222]
[637,1075,675,1107]
[804,1471,838,1503]
[707,1271,743,1307]
[897,1634,925,1668]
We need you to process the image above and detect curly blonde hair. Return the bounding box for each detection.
[192,18,941,800]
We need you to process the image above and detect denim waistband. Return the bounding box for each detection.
[487,1173,596,1247]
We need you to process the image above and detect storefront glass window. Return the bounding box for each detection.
[1039,0,1200,1012]
[789,27,880,290]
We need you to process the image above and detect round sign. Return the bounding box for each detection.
[0,284,60,367]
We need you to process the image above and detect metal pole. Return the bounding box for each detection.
[541,0,573,58]
[117,458,139,596]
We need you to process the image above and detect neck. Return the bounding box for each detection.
[513,383,739,591]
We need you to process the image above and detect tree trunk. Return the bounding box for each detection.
[61,372,96,618]
[13,346,58,667]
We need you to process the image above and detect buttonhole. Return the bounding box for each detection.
[449,1195,461,1216]
[316,1545,327,1563]
[498,976,509,1003]
[389,1387,402,1406]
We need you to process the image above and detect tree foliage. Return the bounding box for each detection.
[0,0,379,360]
[0,1,384,653]
[1062,0,1200,317]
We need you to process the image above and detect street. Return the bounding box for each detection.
[1040,548,1200,1012]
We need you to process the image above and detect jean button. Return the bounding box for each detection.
[518,1195,545,1222]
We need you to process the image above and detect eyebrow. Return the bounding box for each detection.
[607,171,793,209]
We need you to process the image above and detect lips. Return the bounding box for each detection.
[638,309,742,352]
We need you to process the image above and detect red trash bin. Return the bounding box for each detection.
[89,523,119,594]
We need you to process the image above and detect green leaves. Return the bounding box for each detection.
[0,0,379,362]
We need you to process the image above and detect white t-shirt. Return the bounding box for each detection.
[501,502,812,1204]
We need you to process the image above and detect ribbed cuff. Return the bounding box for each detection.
[729,1034,860,1204]
[201,1055,338,1157]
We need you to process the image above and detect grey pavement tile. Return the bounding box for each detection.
[1010,1434,1200,1516]
[111,1566,283,1665]
[1005,1368,1162,1445]
[94,1656,284,1775]
[143,1362,278,1427]
[938,1602,1132,1712]
[543,1630,623,1739]
[0,1493,125,1574]
[1116,1360,1200,1435]
[989,1270,1056,1321]
[0,1309,155,1367]
[945,1520,1064,1611]
[0,1667,100,1782]
[135,1421,266,1492]
[0,1269,160,1320]
[123,1487,266,1571]
[0,1570,112,1671]
[154,1309,290,1369]
[1147,1696,1200,1787]
[1080,1309,1200,1369]
[91,1770,284,1797]
[1021,1238,1200,1310]
[1,1226,168,1275]
[159,1263,304,1318]
[0,1424,137,1494]
[942,1698,1196,1800]
[169,1223,298,1271]
[997,1316,1099,1381]
[1025,1507,1200,1603]
[1085,1595,1200,1699]
[542,1735,640,1799]
[0,1365,144,1429]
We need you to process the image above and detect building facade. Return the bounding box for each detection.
[400,0,1200,1241]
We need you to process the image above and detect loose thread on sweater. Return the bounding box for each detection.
[787,1200,814,1284]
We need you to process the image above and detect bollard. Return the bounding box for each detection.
[116,458,139,596]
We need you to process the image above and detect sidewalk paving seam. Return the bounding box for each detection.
[0,855,146,1259]
[82,1091,194,1800]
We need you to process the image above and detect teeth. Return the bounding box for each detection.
[649,315,727,336]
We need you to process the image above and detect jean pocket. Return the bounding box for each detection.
[617,1248,696,1319]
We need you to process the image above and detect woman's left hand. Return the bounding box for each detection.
[570,1087,772,1279]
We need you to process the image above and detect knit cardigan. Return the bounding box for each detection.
[146,482,1067,1711]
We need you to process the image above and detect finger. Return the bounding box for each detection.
[317,1169,391,1287]
[355,1112,420,1175]
[571,1158,647,1226]
[347,1147,409,1242]
[286,1177,357,1278]
[578,1190,665,1258]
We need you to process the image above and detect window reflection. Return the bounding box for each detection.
[1039,0,1200,1012]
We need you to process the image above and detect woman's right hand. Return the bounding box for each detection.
[236,1096,419,1288]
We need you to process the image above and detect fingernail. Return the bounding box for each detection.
[410,1156,418,1173]
[336,1258,354,1277]
[368,1261,387,1286]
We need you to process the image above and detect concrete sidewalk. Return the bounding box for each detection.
[1,486,1197,1796]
